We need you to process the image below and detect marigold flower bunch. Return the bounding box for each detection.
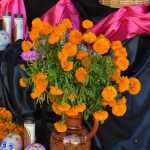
[20,18,141,133]
[0,107,24,141]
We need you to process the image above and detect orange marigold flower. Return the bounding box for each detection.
[54,121,67,133]
[52,102,61,115]
[118,76,130,92]
[101,99,116,107]
[68,93,77,101]
[62,42,77,57]
[128,77,141,95]
[82,32,97,43]
[76,51,89,60]
[19,77,27,87]
[93,111,109,121]
[32,72,47,83]
[75,103,86,112]
[48,33,60,45]
[40,22,53,35]
[93,37,110,55]
[111,69,121,82]
[61,18,72,29]
[102,86,117,100]
[57,103,71,112]
[114,57,129,71]
[75,67,87,84]
[30,90,41,99]
[61,61,73,72]
[82,19,93,29]
[65,107,78,117]
[69,29,82,44]
[22,40,32,52]
[32,17,43,30]
[58,51,68,62]
[112,103,127,117]
[29,29,39,41]
[111,41,123,50]
[117,96,127,105]
[50,86,63,96]
[114,47,127,58]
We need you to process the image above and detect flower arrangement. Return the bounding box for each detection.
[0,107,24,141]
[19,18,141,133]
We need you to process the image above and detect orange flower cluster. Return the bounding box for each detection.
[22,40,32,52]
[82,32,97,43]
[75,67,87,84]
[31,73,48,99]
[112,41,129,71]
[0,107,13,121]
[0,107,24,141]
[93,35,110,55]
[58,42,77,71]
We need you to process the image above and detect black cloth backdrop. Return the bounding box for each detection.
[0,0,150,149]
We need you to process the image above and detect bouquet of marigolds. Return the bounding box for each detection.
[19,18,141,133]
[0,107,24,141]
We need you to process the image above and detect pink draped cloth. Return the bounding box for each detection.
[41,0,81,30]
[91,5,150,41]
[0,0,28,38]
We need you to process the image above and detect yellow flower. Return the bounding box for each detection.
[22,40,32,52]
[61,61,73,72]
[82,32,97,43]
[112,103,127,117]
[82,20,93,29]
[69,29,82,44]
[50,86,63,96]
[93,36,110,55]
[76,51,89,60]
[54,122,67,133]
[118,76,129,92]
[75,67,87,84]
[93,111,109,121]
[19,77,27,87]
[128,77,141,95]
[102,86,117,100]
[114,57,129,71]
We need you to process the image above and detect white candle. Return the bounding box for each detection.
[24,119,36,144]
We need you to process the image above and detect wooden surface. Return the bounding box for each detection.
[99,0,150,7]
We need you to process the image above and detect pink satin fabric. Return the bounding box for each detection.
[91,5,150,41]
[0,0,28,38]
[41,0,81,30]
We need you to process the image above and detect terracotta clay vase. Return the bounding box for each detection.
[50,115,99,150]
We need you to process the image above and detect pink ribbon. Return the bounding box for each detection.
[91,5,150,41]
[41,0,81,30]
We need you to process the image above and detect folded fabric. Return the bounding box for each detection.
[91,4,150,41]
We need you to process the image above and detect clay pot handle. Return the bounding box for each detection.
[82,118,99,143]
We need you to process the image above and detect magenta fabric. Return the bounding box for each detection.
[91,5,150,41]
[41,0,81,30]
[0,0,28,39]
